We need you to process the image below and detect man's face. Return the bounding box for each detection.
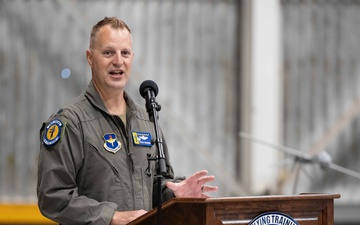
[86,25,134,96]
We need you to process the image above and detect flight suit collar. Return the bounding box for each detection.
[84,81,138,117]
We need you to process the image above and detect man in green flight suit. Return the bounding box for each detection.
[37,17,218,225]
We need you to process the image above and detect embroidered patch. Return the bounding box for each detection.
[43,119,63,146]
[103,133,121,153]
[132,131,152,147]
[249,212,299,225]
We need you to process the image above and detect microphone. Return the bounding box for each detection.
[139,80,159,99]
[139,79,166,170]
[139,80,161,122]
[139,80,167,221]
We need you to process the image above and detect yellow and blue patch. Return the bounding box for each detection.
[43,119,63,146]
[132,131,152,147]
[103,133,121,153]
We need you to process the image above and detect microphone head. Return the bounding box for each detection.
[139,80,159,98]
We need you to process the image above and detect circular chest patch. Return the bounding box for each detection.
[249,212,299,225]
[43,119,63,146]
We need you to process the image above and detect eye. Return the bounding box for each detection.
[122,50,132,58]
[103,50,114,57]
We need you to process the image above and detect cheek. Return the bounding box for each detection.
[94,59,109,70]
[125,59,133,70]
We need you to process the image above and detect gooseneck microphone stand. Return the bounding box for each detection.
[140,80,166,225]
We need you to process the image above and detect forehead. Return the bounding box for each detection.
[93,25,132,48]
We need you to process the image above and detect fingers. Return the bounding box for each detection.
[196,175,215,186]
[166,181,177,191]
[201,193,213,198]
[188,170,215,186]
[166,170,218,198]
[191,170,217,191]
[201,185,218,193]
[188,170,209,182]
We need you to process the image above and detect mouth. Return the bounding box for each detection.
[109,69,125,76]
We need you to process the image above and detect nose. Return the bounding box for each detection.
[112,52,124,67]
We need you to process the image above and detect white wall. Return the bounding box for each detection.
[248,0,282,194]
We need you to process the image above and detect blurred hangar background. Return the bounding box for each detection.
[0,0,360,224]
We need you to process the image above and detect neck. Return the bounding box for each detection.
[103,94,127,116]
[93,82,127,116]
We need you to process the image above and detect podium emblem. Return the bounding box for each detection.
[249,212,299,225]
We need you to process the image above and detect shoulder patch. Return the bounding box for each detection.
[43,119,63,146]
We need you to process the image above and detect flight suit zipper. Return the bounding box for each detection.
[112,115,134,172]
[113,115,136,209]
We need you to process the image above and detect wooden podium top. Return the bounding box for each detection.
[129,193,340,225]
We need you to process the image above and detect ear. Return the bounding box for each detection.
[86,50,93,67]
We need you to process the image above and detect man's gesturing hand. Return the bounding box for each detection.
[166,170,218,198]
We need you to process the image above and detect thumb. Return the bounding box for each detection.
[166,181,178,191]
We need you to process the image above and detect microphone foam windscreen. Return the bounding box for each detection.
[139,80,159,98]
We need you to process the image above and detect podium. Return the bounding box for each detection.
[129,193,340,225]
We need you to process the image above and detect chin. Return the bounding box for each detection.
[109,81,127,90]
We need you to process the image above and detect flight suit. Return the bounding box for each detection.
[37,82,179,224]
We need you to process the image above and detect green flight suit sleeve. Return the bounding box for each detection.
[37,117,117,225]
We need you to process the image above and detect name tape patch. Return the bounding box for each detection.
[132,131,152,147]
